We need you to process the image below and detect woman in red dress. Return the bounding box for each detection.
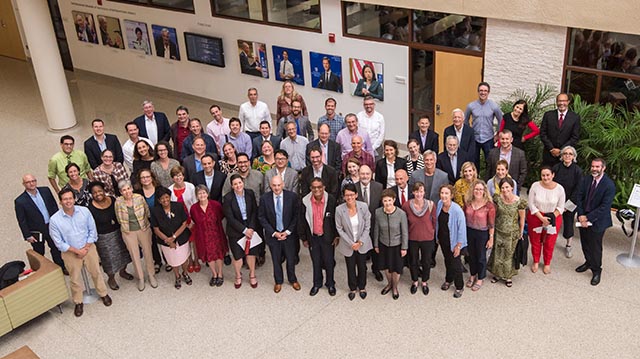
[190,184,229,286]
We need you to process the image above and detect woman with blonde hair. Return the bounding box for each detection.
[275,80,308,126]
[453,161,478,206]
[462,179,495,291]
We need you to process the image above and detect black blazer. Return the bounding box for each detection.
[133,111,171,144]
[437,150,469,184]
[576,174,616,233]
[374,157,408,188]
[485,146,528,186]
[192,169,227,203]
[299,165,339,199]
[444,124,476,156]
[155,38,179,60]
[305,139,342,171]
[14,187,58,240]
[252,135,282,160]
[390,185,414,208]
[540,110,581,165]
[182,152,219,183]
[409,130,439,154]
[317,72,342,92]
[298,193,338,242]
[355,181,383,236]
[84,133,124,169]
[223,189,259,240]
[258,190,299,245]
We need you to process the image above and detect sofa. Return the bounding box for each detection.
[0,250,69,336]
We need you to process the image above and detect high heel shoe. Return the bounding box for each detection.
[234,275,242,289]
[250,276,258,289]
[194,264,202,273]
[182,272,192,285]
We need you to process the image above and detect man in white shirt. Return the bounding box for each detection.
[122,121,153,173]
[356,96,385,159]
[238,88,272,141]
[279,50,295,80]
[206,104,230,154]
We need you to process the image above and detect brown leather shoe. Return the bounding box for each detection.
[101,295,112,307]
[292,282,301,291]
[274,284,282,293]
[74,303,83,317]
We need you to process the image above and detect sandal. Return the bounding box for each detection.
[165,265,173,272]
[174,277,181,289]
[234,275,242,289]
[491,276,500,283]
[505,280,513,287]
[154,264,161,274]
[182,272,193,285]
[250,276,258,289]
[466,276,476,288]
[440,282,451,291]
[471,282,483,291]
[216,277,224,287]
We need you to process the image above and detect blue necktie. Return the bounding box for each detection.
[276,195,284,232]
[295,119,302,136]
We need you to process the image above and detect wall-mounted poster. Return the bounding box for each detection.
[72,11,98,44]
[272,46,304,85]
[237,40,268,78]
[124,20,152,55]
[310,52,343,93]
[349,58,384,101]
[152,25,180,60]
[97,15,124,49]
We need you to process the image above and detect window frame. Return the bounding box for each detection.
[110,0,196,14]
[211,0,322,33]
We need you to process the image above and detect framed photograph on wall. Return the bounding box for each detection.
[349,58,384,101]
[96,15,124,49]
[124,20,152,55]
[71,11,99,44]
[237,40,268,78]
[310,52,343,93]
[151,25,180,60]
[272,46,304,85]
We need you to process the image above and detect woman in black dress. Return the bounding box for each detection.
[498,100,540,150]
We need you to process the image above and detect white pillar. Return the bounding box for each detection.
[16,0,76,130]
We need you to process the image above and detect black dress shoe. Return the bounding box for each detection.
[359,290,367,299]
[392,292,399,300]
[101,295,112,307]
[576,263,590,273]
[374,271,383,282]
[381,286,391,295]
[309,286,320,296]
[348,292,356,301]
[209,277,216,287]
[328,286,337,296]
[422,284,429,296]
[410,283,418,294]
[74,303,83,317]
[591,273,601,286]
[224,255,232,265]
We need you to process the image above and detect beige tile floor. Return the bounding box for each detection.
[1,56,640,358]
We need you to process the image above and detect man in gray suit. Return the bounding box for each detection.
[485,130,527,189]
[355,165,384,282]
[264,149,299,194]
[276,100,314,141]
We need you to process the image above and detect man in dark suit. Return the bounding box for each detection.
[191,154,226,203]
[14,174,66,273]
[390,169,413,207]
[437,135,469,184]
[316,57,342,92]
[300,147,339,199]
[133,100,171,145]
[485,130,528,187]
[259,175,301,293]
[84,119,124,169]
[409,116,439,154]
[155,28,179,60]
[299,178,338,296]
[540,93,581,166]
[443,109,476,162]
[355,164,384,282]
[252,120,281,160]
[575,158,615,286]
[306,123,341,171]
[239,41,262,77]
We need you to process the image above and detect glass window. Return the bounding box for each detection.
[344,2,410,41]
[565,70,597,104]
[213,0,263,21]
[113,0,194,12]
[600,75,640,110]
[413,11,484,51]
[267,0,320,29]
[568,28,640,74]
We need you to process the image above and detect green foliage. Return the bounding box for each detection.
[572,95,640,209]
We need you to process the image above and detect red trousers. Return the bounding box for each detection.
[527,213,562,265]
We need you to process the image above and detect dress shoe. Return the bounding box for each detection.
[224,255,232,265]
[373,271,384,282]
[591,273,601,286]
[274,284,282,293]
[328,286,336,296]
[392,292,399,300]
[137,279,145,291]
[381,286,392,295]
[209,277,216,286]
[107,279,119,291]
[348,291,356,301]
[149,275,158,288]
[101,295,112,307]
[453,289,463,298]
[74,303,84,317]
[309,286,320,296]
[422,284,429,296]
[216,277,224,287]
[410,283,418,294]
[576,263,590,273]
[359,290,367,299]
[292,282,301,291]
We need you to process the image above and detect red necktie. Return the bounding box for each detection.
[558,113,564,128]
[401,190,406,205]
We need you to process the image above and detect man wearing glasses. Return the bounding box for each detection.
[48,135,93,193]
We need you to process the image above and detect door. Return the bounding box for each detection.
[433,51,483,148]
[0,0,26,60]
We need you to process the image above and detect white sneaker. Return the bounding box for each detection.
[565,245,573,258]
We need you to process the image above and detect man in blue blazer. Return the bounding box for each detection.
[84,119,124,169]
[133,100,171,145]
[259,175,301,293]
[443,109,476,165]
[14,174,66,273]
[575,158,616,286]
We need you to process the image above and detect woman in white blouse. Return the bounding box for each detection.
[527,166,565,274]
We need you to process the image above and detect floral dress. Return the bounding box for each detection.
[488,194,528,279]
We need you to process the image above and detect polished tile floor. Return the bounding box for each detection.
[1,56,640,358]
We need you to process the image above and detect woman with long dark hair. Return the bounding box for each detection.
[498,99,540,150]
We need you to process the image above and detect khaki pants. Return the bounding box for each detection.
[121,227,155,281]
[61,245,108,304]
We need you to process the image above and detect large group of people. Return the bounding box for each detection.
[14,80,616,317]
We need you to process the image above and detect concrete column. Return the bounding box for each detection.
[16,0,76,130]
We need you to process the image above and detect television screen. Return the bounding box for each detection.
[184,32,225,67]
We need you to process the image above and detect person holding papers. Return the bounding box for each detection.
[552,146,582,259]
[223,174,263,289]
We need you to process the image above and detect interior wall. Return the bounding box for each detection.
[47,0,410,142]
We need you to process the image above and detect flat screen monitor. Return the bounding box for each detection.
[184,32,225,68]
